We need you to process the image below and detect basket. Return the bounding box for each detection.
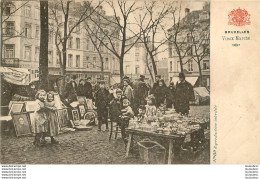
[137,140,166,164]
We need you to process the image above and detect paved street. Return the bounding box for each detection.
[0,106,210,164]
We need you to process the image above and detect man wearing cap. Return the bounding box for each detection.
[151,75,161,94]
[95,80,110,131]
[174,72,195,115]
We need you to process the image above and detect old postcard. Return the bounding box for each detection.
[0,0,259,168]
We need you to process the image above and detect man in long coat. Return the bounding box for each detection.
[64,75,78,104]
[132,75,149,114]
[95,80,110,131]
[174,73,195,115]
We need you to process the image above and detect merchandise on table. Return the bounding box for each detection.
[127,108,208,136]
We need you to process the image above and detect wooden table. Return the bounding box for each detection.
[125,128,189,164]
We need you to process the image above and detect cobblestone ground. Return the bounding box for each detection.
[0,105,210,164]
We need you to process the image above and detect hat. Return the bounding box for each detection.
[87,77,91,80]
[155,75,161,78]
[140,75,145,79]
[116,88,122,94]
[178,72,185,78]
[123,78,130,84]
[98,79,105,84]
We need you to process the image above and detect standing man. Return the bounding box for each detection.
[151,75,161,94]
[95,80,110,131]
[132,75,149,114]
[64,75,78,104]
[174,72,195,115]
[85,77,94,100]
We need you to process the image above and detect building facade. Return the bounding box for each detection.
[167,4,210,88]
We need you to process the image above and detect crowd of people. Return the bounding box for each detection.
[29,72,195,147]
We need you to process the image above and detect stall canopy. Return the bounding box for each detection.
[193,87,210,105]
[0,67,30,85]
[171,76,198,86]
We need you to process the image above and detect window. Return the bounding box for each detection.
[76,55,80,67]
[203,44,209,54]
[76,38,80,49]
[24,23,31,38]
[105,58,109,70]
[35,7,40,19]
[86,56,89,68]
[177,61,180,72]
[68,37,73,48]
[170,61,173,72]
[68,54,73,67]
[105,43,108,52]
[187,46,192,56]
[135,46,140,56]
[24,46,31,61]
[93,57,96,68]
[203,60,210,70]
[35,26,40,39]
[56,51,60,65]
[188,60,193,72]
[4,45,15,58]
[86,39,89,50]
[100,44,103,52]
[135,65,140,74]
[48,51,53,64]
[4,5,11,15]
[24,5,31,17]
[35,47,39,61]
[136,57,139,61]
[5,21,15,36]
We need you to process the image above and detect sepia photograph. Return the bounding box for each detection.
[0,0,210,164]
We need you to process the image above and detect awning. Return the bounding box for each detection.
[0,67,30,85]
[171,76,198,86]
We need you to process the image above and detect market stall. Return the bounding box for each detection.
[125,108,209,164]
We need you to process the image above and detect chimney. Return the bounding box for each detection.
[185,8,190,16]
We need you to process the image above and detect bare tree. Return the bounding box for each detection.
[188,14,210,86]
[162,5,192,73]
[49,0,103,76]
[84,11,108,79]
[87,0,141,81]
[134,1,170,80]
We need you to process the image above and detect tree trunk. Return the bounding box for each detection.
[39,1,49,91]
[150,54,157,77]
[98,53,104,79]
[198,60,203,87]
[119,56,124,82]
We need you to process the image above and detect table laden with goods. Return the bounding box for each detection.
[125,108,210,164]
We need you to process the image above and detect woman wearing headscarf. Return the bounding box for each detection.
[166,82,175,108]
[154,79,168,107]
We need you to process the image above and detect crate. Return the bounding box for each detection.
[137,140,166,164]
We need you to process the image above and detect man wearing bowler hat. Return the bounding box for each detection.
[174,72,195,115]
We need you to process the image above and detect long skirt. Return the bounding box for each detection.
[46,111,59,137]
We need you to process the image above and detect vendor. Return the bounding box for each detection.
[174,73,195,115]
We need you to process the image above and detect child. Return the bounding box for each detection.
[145,95,157,117]
[44,91,59,144]
[136,105,146,122]
[120,96,134,144]
[33,90,48,147]
[109,88,122,123]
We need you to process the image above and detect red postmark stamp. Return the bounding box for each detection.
[228,8,251,26]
